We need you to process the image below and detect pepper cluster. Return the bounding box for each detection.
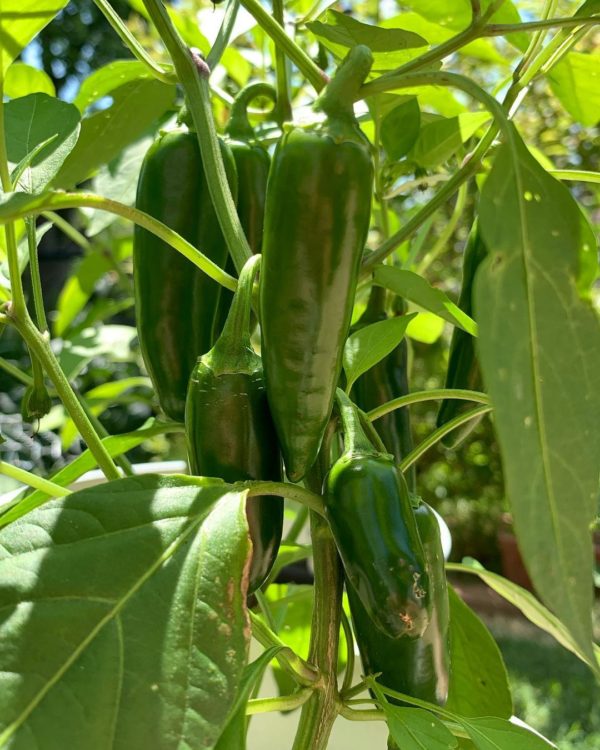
[133,45,451,710]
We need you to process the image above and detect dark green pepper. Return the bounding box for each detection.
[325,389,429,639]
[260,46,374,482]
[351,285,416,491]
[186,255,283,593]
[347,498,450,706]
[133,129,237,422]
[214,83,276,337]
[436,221,488,446]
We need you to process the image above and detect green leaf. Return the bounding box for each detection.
[374,266,478,335]
[448,560,600,675]
[0,474,252,748]
[74,60,159,112]
[4,93,80,193]
[58,324,137,379]
[381,98,421,160]
[0,0,69,74]
[4,62,55,98]
[549,52,600,127]
[0,420,183,527]
[411,112,491,169]
[307,10,427,69]
[475,128,600,668]
[445,586,513,718]
[215,647,282,749]
[461,717,556,749]
[55,74,176,188]
[343,314,416,392]
[386,706,458,749]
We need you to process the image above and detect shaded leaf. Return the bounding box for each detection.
[445,586,513,718]
[374,266,477,334]
[0,474,252,748]
[475,127,600,668]
[58,324,137,379]
[381,98,421,160]
[343,314,416,392]
[411,112,491,169]
[549,52,600,127]
[386,706,458,750]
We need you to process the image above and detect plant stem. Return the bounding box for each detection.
[8,315,121,481]
[0,192,237,291]
[368,389,490,422]
[41,210,92,253]
[0,356,33,386]
[26,219,48,333]
[416,181,468,275]
[338,706,386,722]
[272,0,293,124]
[247,689,313,715]
[285,505,309,543]
[240,0,328,92]
[243,480,325,516]
[142,0,253,275]
[249,611,320,686]
[485,15,599,36]
[206,0,241,70]
[340,608,355,695]
[399,405,493,473]
[92,0,176,84]
[292,512,343,750]
[549,170,600,184]
[0,461,71,498]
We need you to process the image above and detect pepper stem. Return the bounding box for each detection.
[315,45,373,122]
[206,254,261,374]
[226,82,277,141]
[335,388,379,457]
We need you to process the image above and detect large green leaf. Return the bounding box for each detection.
[0,0,69,74]
[474,127,600,668]
[4,62,55,98]
[549,52,600,127]
[445,586,513,718]
[55,73,176,188]
[384,706,458,750]
[0,474,252,748]
[448,560,600,674]
[461,717,555,749]
[4,93,80,193]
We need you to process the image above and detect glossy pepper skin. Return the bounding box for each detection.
[133,130,237,421]
[347,499,450,707]
[260,46,374,482]
[325,390,429,638]
[436,221,488,446]
[214,84,276,338]
[351,286,416,491]
[186,256,283,593]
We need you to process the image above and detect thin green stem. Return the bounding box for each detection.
[247,689,313,715]
[42,210,92,253]
[512,0,557,81]
[485,15,599,36]
[368,389,490,422]
[9,315,120,481]
[0,356,33,386]
[26,219,48,333]
[142,0,252,275]
[416,181,468,275]
[0,461,71,498]
[92,0,175,84]
[549,170,600,184]
[254,589,278,633]
[243,480,325,516]
[340,608,355,695]
[399,405,492,473]
[240,0,328,92]
[250,611,320,686]
[285,505,309,544]
[0,192,237,291]
[0,83,26,318]
[338,705,386,722]
[273,0,293,124]
[206,0,241,70]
